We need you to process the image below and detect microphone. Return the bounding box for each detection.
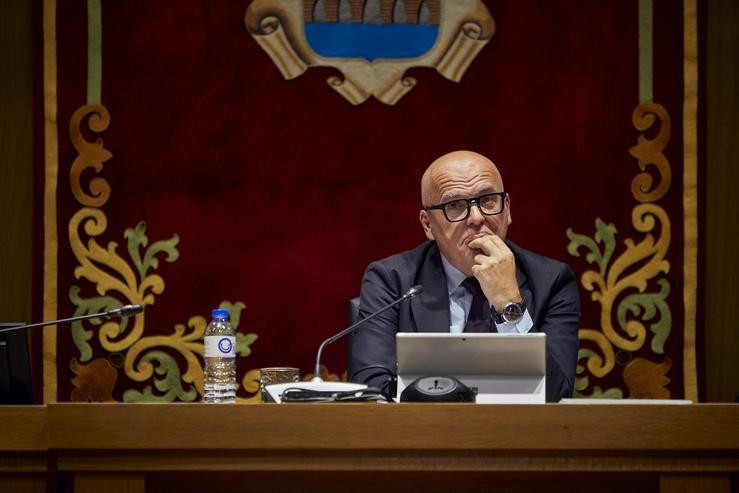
[0,304,144,334]
[262,285,423,403]
[312,284,423,382]
[106,304,144,318]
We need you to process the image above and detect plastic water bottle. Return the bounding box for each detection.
[203,309,236,403]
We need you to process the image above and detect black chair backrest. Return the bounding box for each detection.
[348,297,360,326]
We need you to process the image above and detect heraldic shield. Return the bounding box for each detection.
[245,0,495,105]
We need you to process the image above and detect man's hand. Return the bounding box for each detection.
[468,235,522,311]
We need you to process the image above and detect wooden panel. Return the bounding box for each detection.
[660,473,731,493]
[46,403,739,452]
[146,471,660,493]
[0,477,48,493]
[0,403,738,492]
[0,0,33,322]
[0,453,48,474]
[73,474,145,493]
[706,0,739,402]
[52,449,739,474]
[0,407,48,475]
[0,406,47,451]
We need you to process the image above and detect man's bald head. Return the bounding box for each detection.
[421,150,504,206]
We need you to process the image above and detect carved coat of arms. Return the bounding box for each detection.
[245,0,495,105]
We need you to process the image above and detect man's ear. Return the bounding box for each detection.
[506,194,512,227]
[419,210,435,240]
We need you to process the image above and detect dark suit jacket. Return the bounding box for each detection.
[348,240,581,402]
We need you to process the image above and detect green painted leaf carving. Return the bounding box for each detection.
[566,218,617,277]
[617,278,671,353]
[122,350,198,402]
[574,376,589,392]
[124,221,179,281]
[219,301,246,329]
[574,348,595,392]
[236,332,259,358]
[575,386,624,399]
[576,348,596,374]
[69,285,130,362]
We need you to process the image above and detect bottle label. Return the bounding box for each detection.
[204,336,236,357]
[204,383,236,391]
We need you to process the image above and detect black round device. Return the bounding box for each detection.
[400,375,476,402]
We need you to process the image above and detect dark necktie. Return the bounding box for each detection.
[462,277,494,333]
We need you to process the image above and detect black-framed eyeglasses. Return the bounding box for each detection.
[425,192,507,222]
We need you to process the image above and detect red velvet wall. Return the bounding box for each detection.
[44,0,689,400]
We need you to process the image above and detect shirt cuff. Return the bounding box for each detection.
[494,309,533,334]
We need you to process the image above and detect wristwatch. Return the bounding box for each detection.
[493,299,526,325]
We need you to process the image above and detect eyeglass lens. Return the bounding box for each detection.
[444,194,503,221]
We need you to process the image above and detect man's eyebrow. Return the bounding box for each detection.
[439,188,496,202]
[439,193,464,202]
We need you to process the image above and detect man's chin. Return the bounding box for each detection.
[456,253,478,276]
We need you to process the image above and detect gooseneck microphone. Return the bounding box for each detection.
[258,285,424,402]
[311,285,423,383]
[0,304,144,334]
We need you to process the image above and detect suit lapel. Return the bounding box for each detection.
[411,245,450,332]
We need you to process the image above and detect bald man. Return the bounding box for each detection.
[348,150,580,402]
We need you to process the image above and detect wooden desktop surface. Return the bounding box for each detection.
[1,403,738,492]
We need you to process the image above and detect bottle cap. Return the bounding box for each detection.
[211,309,230,319]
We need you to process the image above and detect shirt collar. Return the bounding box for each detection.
[440,253,468,296]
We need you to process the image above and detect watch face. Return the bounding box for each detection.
[503,302,524,323]
[413,376,458,396]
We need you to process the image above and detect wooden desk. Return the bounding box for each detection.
[0,406,48,493]
[1,403,738,492]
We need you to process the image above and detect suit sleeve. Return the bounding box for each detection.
[347,260,402,395]
[539,264,581,402]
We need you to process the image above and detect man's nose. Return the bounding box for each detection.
[467,203,485,224]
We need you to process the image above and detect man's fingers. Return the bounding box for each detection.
[469,235,511,260]
[468,236,494,254]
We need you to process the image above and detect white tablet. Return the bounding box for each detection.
[395,332,546,404]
